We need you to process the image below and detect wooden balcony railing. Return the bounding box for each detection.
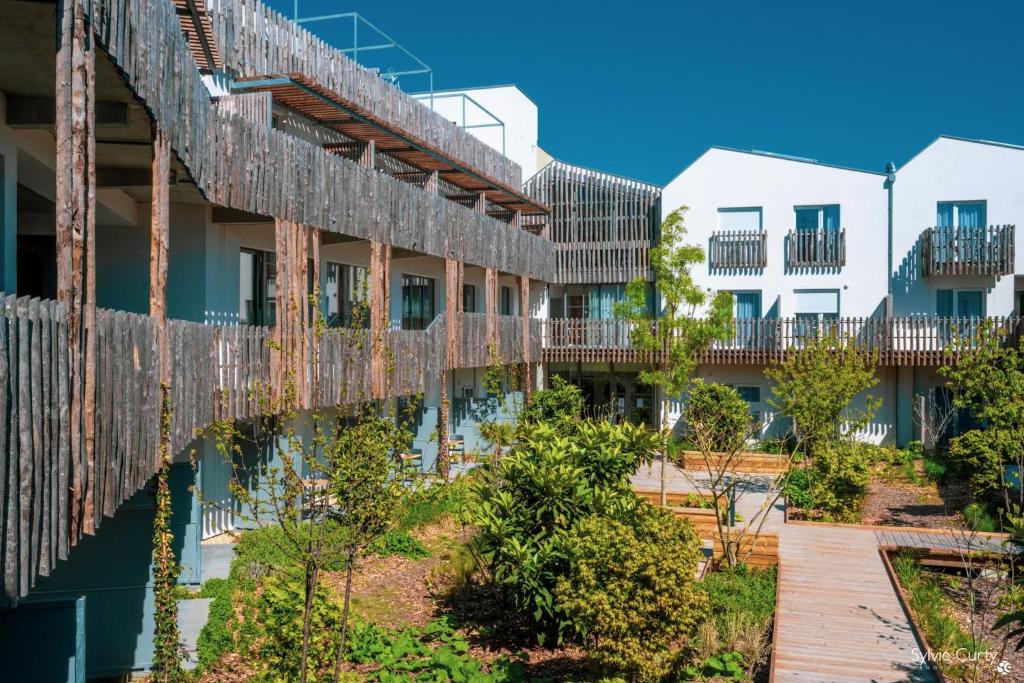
[710,230,767,269]
[921,225,1015,277]
[785,228,846,268]
[540,316,1024,367]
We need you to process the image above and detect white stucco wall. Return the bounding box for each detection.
[413,85,539,182]
[892,136,1024,317]
[662,147,890,318]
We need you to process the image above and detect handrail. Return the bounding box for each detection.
[921,224,1015,277]
[710,230,767,269]
[785,228,846,268]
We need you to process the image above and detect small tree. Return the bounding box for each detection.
[765,330,880,453]
[684,380,795,566]
[616,207,733,504]
[330,409,405,679]
[520,374,584,430]
[941,321,1024,511]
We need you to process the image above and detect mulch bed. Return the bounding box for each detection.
[861,477,970,528]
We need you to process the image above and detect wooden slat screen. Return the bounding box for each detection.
[921,225,1015,277]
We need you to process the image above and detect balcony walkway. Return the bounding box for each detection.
[633,462,945,682]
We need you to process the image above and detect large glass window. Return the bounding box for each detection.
[401,274,435,330]
[324,262,368,328]
[793,289,839,341]
[240,249,277,326]
[718,207,762,231]
[794,205,841,232]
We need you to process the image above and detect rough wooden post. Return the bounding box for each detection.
[484,268,498,351]
[369,241,391,400]
[310,227,321,406]
[56,0,96,540]
[150,128,171,386]
[519,274,532,402]
[438,256,460,476]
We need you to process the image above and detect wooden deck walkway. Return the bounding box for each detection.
[773,524,935,682]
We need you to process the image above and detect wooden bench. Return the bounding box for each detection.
[681,450,789,475]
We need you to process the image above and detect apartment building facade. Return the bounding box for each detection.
[0,0,550,677]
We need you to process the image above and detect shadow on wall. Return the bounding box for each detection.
[9,474,192,678]
[892,237,924,315]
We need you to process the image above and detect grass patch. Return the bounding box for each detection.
[368,528,430,559]
[396,480,471,530]
[892,553,985,679]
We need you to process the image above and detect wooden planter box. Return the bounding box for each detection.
[681,450,789,475]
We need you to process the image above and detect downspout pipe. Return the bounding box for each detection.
[885,161,896,297]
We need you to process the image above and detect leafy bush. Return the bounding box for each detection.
[473,420,660,642]
[367,529,429,559]
[684,380,751,453]
[962,502,1000,532]
[345,617,526,682]
[697,565,776,674]
[556,507,707,682]
[949,428,1021,499]
[683,651,746,681]
[255,574,344,681]
[232,521,349,583]
[396,479,471,530]
[520,375,584,428]
[788,441,871,520]
[195,575,237,671]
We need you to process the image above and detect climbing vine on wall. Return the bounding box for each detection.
[151,384,183,680]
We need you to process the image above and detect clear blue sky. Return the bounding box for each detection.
[272,0,1024,186]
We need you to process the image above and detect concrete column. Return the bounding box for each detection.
[896,365,915,447]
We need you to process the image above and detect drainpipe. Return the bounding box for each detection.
[885,161,896,296]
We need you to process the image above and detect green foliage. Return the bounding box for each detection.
[472,420,661,642]
[805,441,872,520]
[232,521,348,584]
[255,575,344,681]
[685,380,753,453]
[345,618,527,682]
[367,529,429,559]
[893,554,984,677]
[520,375,584,429]
[151,387,183,682]
[962,502,1000,532]
[615,207,734,406]
[941,322,1024,508]
[765,331,880,452]
[783,468,813,510]
[194,573,249,673]
[556,507,708,682]
[701,565,777,630]
[395,480,471,530]
[948,428,1021,499]
[683,651,746,681]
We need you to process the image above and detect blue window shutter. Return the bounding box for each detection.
[823,205,840,230]
[956,202,985,229]
[936,203,954,228]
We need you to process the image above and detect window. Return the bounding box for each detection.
[936,289,983,318]
[731,291,762,349]
[324,262,368,328]
[937,201,986,229]
[500,286,513,315]
[793,289,839,340]
[727,385,763,424]
[240,249,277,326]
[718,207,762,231]
[794,205,840,232]
[401,274,435,330]
[462,284,477,313]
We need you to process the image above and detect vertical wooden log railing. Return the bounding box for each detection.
[785,228,846,268]
[709,230,767,269]
[922,225,1015,277]
[369,241,392,400]
[56,0,97,542]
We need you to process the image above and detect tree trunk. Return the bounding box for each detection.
[300,563,319,683]
[660,391,669,507]
[334,560,356,680]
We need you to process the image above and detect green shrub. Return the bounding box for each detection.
[782,468,812,510]
[396,479,471,530]
[684,380,751,453]
[701,564,776,629]
[255,574,344,681]
[949,428,1021,499]
[367,529,429,559]
[473,419,660,642]
[962,502,1000,532]
[683,651,746,681]
[194,575,237,671]
[557,507,707,682]
[520,375,584,428]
